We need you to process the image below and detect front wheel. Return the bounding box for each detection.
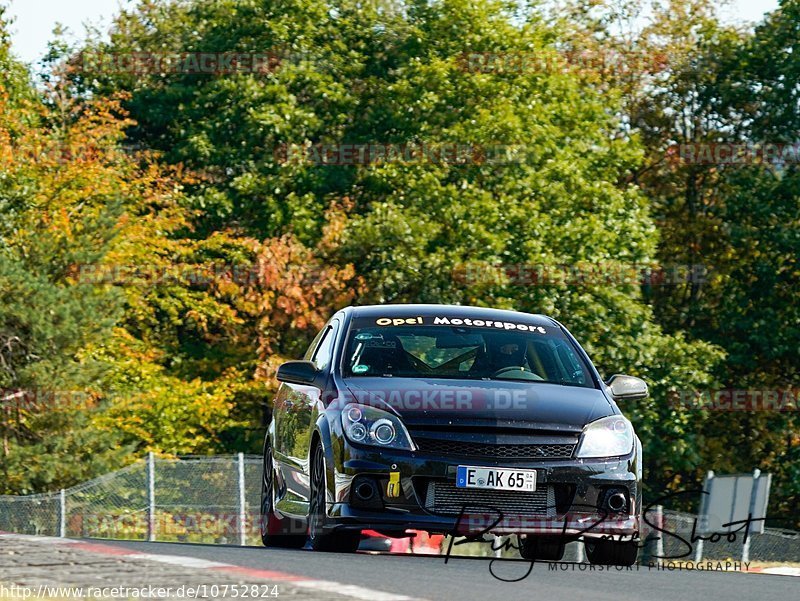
[584,538,639,566]
[308,443,361,553]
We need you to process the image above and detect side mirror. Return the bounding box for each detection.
[606,374,649,401]
[276,361,319,385]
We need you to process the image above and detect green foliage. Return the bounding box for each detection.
[589,0,800,518]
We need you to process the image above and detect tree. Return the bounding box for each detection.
[0,10,128,491]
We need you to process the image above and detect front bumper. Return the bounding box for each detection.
[329,443,641,539]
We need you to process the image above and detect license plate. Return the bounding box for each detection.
[456,466,536,492]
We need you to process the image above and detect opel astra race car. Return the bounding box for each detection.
[261,305,647,565]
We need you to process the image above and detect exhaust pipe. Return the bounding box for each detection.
[607,491,627,512]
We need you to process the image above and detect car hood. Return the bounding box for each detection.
[342,377,614,433]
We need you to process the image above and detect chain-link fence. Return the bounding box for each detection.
[0,454,263,546]
[638,509,800,564]
[1,455,798,563]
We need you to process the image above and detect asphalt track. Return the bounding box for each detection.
[89,539,795,601]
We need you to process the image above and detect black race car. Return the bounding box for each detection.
[261,304,647,565]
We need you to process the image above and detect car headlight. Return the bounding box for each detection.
[576,415,634,458]
[341,404,415,451]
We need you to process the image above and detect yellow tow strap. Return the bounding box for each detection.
[387,471,401,497]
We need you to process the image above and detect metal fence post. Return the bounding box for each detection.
[59,489,66,538]
[147,452,156,542]
[742,468,761,564]
[694,538,704,562]
[695,470,713,562]
[655,505,664,561]
[238,452,246,546]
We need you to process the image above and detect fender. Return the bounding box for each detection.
[263,420,292,515]
[265,420,276,451]
[311,413,337,500]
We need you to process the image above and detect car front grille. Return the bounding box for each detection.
[414,438,575,460]
[423,480,556,518]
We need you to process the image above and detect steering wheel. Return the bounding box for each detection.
[491,366,544,381]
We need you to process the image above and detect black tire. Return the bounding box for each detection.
[518,536,566,561]
[308,443,361,553]
[260,445,307,548]
[584,538,639,566]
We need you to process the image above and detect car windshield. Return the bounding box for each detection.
[343,317,595,387]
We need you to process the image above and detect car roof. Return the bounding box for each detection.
[344,304,557,326]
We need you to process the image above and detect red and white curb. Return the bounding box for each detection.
[746,566,800,577]
[0,533,427,600]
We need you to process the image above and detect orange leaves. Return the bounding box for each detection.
[0,90,157,262]
[249,203,364,381]
[254,211,360,332]
[253,233,338,347]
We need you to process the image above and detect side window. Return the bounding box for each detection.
[311,321,339,370]
[303,328,326,361]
